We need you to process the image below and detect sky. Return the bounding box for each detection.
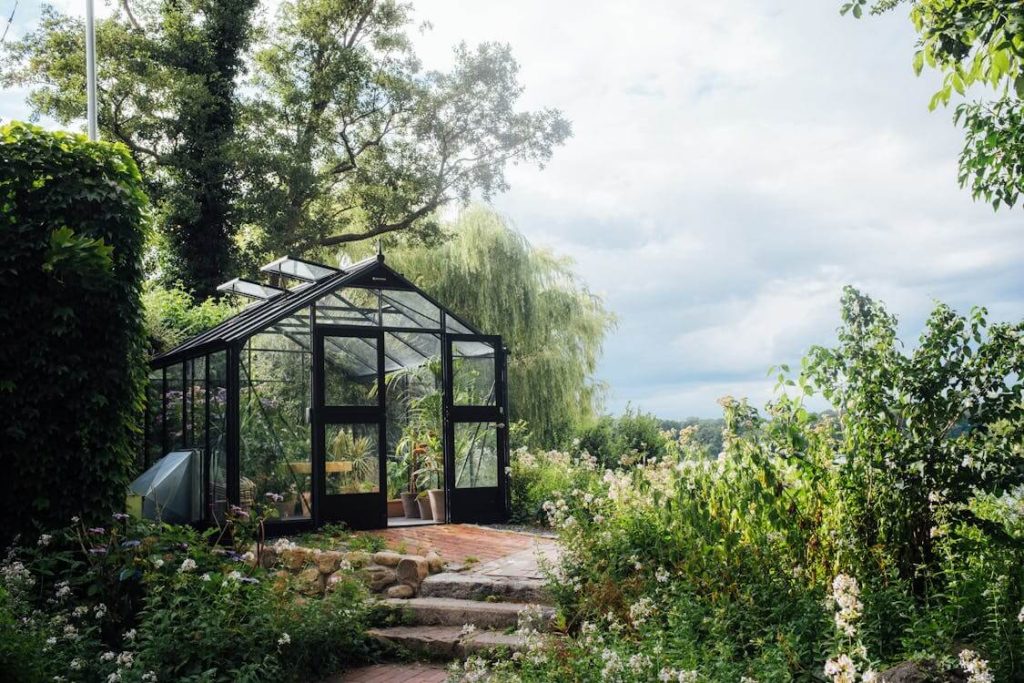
[2,0,1022,419]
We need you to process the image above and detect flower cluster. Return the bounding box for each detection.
[829,573,862,638]
[959,650,993,683]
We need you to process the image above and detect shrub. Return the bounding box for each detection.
[0,515,372,682]
[462,289,1024,681]
[0,122,148,546]
[142,282,239,355]
[509,449,598,526]
[573,407,669,469]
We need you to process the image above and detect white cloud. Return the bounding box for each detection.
[4,0,1021,419]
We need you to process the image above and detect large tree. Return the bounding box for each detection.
[843,0,1024,209]
[3,0,259,295]
[391,207,615,448]
[2,0,570,296]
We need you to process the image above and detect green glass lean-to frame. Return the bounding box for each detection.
[145,255,510,532]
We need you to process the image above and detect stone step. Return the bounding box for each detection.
[382,597,555,630]
[419,572,551,604]
[367,625,529,659]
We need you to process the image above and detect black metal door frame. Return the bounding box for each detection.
[312,325,387,530]
[443,333,509,524]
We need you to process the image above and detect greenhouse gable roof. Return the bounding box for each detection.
[151,255,481,367]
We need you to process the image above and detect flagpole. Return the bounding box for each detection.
[85,0,97,140]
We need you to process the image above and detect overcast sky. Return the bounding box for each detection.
[3,0,1022,418]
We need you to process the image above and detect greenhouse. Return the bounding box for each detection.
[144,254,509,531]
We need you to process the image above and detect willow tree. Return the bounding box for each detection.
[390,207,615,448]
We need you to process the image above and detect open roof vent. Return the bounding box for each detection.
[261,256,339,283]
[215,278,287,301]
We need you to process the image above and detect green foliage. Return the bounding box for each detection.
[467,288,1024,681]
[142,282,239,355]
[843,0,1024,209]
[659,417,725,456]
[2,0,570,295]
[0,122,148,547]
[391,206,615,448]
[509,449,592,526]
[573,406,669,469]
[0,516,372,682]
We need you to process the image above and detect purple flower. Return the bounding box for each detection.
[112,513,130,521]
[121,540,141,548]
[89,548,108,555]
[265,492,284,503]
[87,527,106,535]
[239,576,260,585]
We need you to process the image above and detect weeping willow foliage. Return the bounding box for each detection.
[390,206,615,448]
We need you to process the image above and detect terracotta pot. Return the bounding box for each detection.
[427,489,445,523]
[387,499,404,518]
[400,492,420,518]
[416,495,433,520]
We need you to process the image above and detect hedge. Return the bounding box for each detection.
[0,122,148,545]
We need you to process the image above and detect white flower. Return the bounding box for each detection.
[69,659,81,670]
[460,623,477,636]
[178,558,197,573]
[824,654,857,683]
[63,624,79,640]
[1018,605,1024,623]
[241,551,255,564]
[45,636,57,647]
[200,573,211,582]
[152,559,164,569]
[655,567,670,584]
[829,574,862,638]
[94,603,108,619]
[100,651,117,662]
[141,673,158,683]
[277,633,291,646]
[862,671,879,683]
[106,673,121,683]
[116,651,134,668]
[123,628,136,642]
[54,581,71,600]
[959,649,994,683]
[37,534,52,547]
[72,606,88,618]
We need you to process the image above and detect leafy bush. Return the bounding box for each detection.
[0,122,148,546]
[509,449,597,526]
[0,515,373,682]
[573,407,669,469]
[463,288,1024,681]
[142,282,239,355]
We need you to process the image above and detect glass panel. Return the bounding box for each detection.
[145,369,164,466]
[454,422,498,488]
[316,287,378,326]
[452,340,496,406]
[385,334,443,498]
[324,335,379,406]
[324,424,380,494]
[208,351,228,523]
[165,362,184,450]
[381,289,441,330]
[262,256,337,282]
[216,278,286,300]
[446,316,472,334]
[188,356,207,451]
[240,308,312,520]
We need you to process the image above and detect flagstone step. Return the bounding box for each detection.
[367,625,529,659]
[419,572,551,604]
[382,597,555,630]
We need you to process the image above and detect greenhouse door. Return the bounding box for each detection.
[444,334,509,524]
[313,327,387,530]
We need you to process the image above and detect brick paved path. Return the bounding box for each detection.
[358,524,551,565]
[327,663,447,682]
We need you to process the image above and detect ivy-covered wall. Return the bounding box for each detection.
[0,123,148,545]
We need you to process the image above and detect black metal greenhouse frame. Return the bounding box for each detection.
[144,254,511,532]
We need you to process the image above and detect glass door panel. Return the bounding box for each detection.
[314,327,386,529]
[444,334,508,524]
